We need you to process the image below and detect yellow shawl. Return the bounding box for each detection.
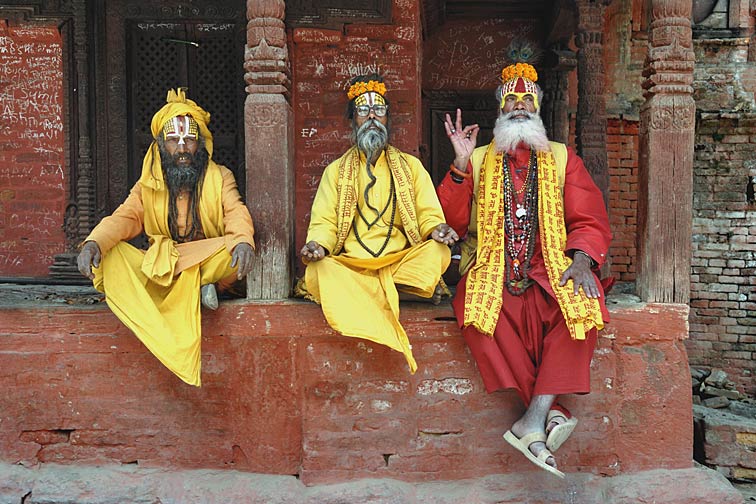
[463,142,604,340]
[138,89,225,286]
[332,146,423,255]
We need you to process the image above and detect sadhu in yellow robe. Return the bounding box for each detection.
[86,90,255,386]
[301,145,451,373]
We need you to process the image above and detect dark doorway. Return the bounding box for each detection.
[94,1,246,218]
[423,90,498,185]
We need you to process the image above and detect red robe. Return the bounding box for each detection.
[437,143,611,404]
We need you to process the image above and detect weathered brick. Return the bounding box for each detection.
[0,26,66,277]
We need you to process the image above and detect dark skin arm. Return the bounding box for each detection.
[559,250,600,298]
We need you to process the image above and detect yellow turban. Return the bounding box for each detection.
[139,88,213,191]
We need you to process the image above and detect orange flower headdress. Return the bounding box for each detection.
[501,62,539,84]
[347,80,387,100]
[499,40,542,109]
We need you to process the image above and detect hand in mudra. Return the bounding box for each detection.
[300,240,326,262]
[431,223,459,246]
[444,108,480,172]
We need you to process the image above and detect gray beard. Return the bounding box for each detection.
[355,119,389,161]
[493,111,551,153]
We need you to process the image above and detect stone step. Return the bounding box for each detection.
[0,462,744,504]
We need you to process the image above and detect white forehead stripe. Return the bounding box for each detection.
[165,116,197,145]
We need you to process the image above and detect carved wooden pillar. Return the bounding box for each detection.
[637,0,695,303]
[575,0,610,207]
[244,0,293,299]
[50,0,97,279]
[541,46,576,145]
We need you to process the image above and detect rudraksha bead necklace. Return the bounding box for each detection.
[503,149,538,295]
[354,177,397,258]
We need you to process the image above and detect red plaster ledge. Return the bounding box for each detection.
[0,297,693,485]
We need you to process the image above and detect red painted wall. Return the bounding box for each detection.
[0,22,67,277]
[291,0,422,275]
[0,301,694,484]
[423,18,541,92]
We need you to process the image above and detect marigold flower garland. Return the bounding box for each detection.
[501,63,538,83]
[347,80,387,100]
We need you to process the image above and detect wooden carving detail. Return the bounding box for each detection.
[643,1,695,97]
[70,0,95,248]
[574,0,609,207]
[244,0,294,299]
[637,0,694,304]
[540,46,576,145]
[245,0,290,97]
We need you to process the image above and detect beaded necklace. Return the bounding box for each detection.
[354,177,397,257]
[357,174,394,228]
[503,148,538,295]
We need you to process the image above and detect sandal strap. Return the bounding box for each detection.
[547,409,568,423]
[537,448,555,463]
[519,431,547,447]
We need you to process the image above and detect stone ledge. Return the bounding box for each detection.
[0,298,693,485]
[0,462,744,504]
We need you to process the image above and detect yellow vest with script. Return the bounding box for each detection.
[458,141,568,277]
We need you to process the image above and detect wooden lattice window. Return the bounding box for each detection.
[127,21,245,193]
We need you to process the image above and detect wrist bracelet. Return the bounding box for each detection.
[574,250,596,267]
[450,171,465,184]
[449,163,471,180]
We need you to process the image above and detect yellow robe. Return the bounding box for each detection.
[303,147,450,373]
[87,166,254,386]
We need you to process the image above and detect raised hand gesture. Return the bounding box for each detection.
[444,108,480,172]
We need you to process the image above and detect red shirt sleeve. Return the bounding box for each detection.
[437,171,474,239]
[562,147,612,267]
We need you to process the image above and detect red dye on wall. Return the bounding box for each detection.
[0,22,67,277]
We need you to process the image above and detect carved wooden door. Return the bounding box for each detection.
[95,1,246,217]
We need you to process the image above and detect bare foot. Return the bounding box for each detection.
[546,413,567,435]
[431,284,444,305]
[511,421,558,469]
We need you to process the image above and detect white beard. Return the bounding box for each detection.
[493,111,551,153]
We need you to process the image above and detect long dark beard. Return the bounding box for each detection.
[159,145,209,242]
[354,119,389,215]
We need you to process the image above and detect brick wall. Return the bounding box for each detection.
[607,118,638,282]
[690,35,756,396]
[602,0,644,283]
[0,22,67,277]
[291,0,422,275]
